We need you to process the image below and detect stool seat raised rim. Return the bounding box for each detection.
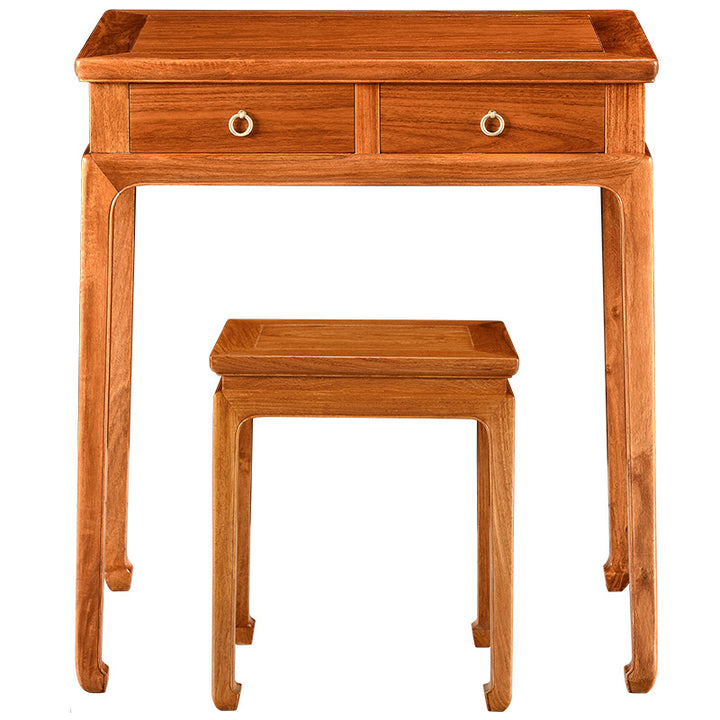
[210,319,519,378]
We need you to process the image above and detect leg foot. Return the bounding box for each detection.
[105,560,134,592]
[235,616,256,645]
[471,620,490,648]
[603,560,629,592]
[624,661,656,693]
[213,680,242,711]
[77,659,109,694]
[484,681,511,712]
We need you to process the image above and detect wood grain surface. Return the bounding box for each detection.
[91,151,647,189]
[355,84,380,154]
[89,83,129,153]
[606,84,645,153]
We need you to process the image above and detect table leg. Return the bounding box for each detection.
[601,188,630,592]
[105,188,136,592]
[76,155,118,692]
[616,156,657,693]
[472,420,491,648]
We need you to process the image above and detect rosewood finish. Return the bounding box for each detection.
[74,8,658,703]
[210,320,518,712]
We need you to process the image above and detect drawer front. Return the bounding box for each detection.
[130,84,356,153]
[381,84,606,153]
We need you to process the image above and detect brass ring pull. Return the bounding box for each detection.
[480,110,505,137]
[228,110,254,137]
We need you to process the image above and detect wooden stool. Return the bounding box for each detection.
[210,320,518,712]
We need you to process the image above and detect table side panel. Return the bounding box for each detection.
[606,84,645,153]
[90,83,129,153]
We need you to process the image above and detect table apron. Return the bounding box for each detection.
[88,151,650,196]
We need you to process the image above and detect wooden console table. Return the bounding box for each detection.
[75,10,658,699]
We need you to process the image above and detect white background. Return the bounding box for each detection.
[1,1,718,718]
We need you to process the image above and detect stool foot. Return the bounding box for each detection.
[105,560,134,592]
[471,620,490,648]
[484,681,511,712]
[235,616,255,645]
[603,560,629,592]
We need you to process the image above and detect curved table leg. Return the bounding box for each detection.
[616,157,657,693]
[235,418,256,644]
[472,420,491,647]
[601,188,630,592]
[104,187,136,592]
[76,155,119,692]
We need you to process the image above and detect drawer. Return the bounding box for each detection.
[130,84,356,153]
[380,84,606,153]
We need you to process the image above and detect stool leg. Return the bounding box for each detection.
[212,391,242,710]
[482,394,515,712]
[472,421,491,647]
[236,418,256,645]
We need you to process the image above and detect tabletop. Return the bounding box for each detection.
[76,10,658,83]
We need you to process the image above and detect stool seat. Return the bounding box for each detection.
[210,319,518,377]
